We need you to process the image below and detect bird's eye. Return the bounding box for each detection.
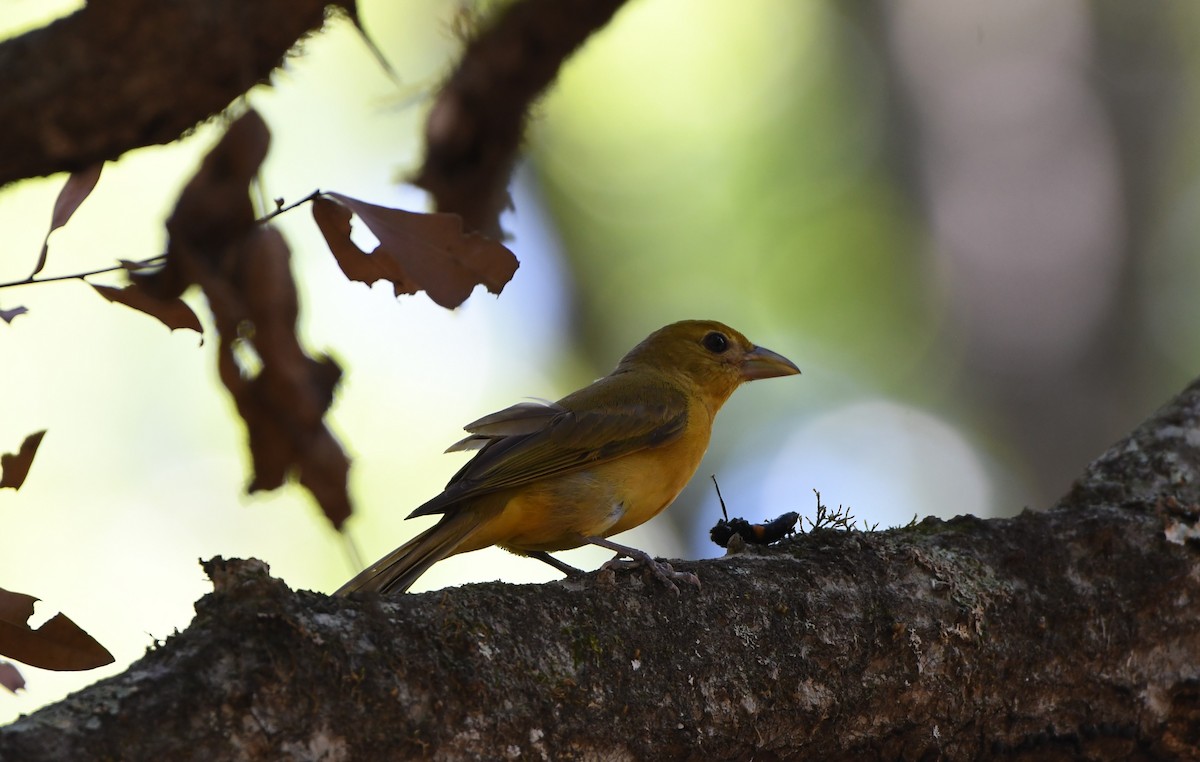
[701,331,729,353]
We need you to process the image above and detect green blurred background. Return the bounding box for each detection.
[3,0,1199,722]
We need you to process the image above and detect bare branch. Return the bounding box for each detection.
[415,0,630,237]
[0,0,347,188]
[0,257,165,291]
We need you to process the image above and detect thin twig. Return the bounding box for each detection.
[0,256,166,290]
[711,474,729,522]
[257,189,322,225]
[0,190,323,292]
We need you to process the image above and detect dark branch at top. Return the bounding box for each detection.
[0,0,345,188]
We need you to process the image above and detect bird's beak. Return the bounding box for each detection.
[740,345,801,380]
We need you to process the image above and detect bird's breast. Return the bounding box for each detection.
[599,417,711,536]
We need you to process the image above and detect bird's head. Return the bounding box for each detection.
[617,320,800,409]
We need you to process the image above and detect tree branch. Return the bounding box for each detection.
[414,0,630,237]
[0,0,345,188]
[4,378,1200,759]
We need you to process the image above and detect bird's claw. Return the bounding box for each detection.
[599,552,700,595]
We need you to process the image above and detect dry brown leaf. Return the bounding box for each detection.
[312,197,419,299]
[163,111,353,529]
[170,117,267,249]
[315,192,518,309]
[91,283,203,334]
[217,229,351,528]
[295,423,352,530]
[139,109,271,306]
[0,588,114,671]
[32,164,104,278]
[0,592,34,638]
[0,305,28,324]
[0,661,24,693]
[0,430,46,490]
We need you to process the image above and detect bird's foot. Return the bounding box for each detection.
[583,536,699,594]
[599,550,700,595]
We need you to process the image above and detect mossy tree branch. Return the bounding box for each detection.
[4,380,1200,760]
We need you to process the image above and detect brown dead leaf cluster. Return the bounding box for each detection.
[0,588,113,679]
[9,104,524,533]
[0,433,109,682]
[133,111,351,528]
[91,280,203,333]
[313,192,517,309]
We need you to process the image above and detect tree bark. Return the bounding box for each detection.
[0,0,343,188]
[3,378,1200,760]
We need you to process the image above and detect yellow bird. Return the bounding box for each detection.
[336,319,799,596]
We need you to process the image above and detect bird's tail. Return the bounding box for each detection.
[335,512,481,596]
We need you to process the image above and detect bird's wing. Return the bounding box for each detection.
[444,401,564,452]
[408,374,689,518]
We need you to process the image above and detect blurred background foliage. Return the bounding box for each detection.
[2,0,1199,722]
